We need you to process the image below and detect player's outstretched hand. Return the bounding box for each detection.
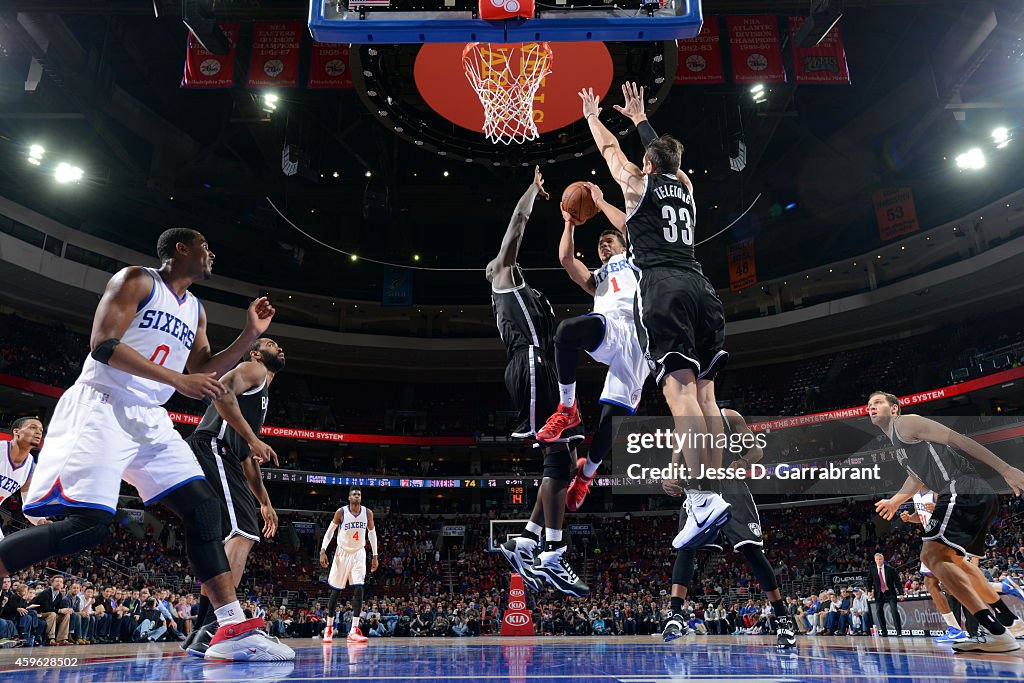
[246,297,276,336]
[261,503,278,538]
[319,551,329,568]
[874,497,900,521]
[661,478,683,497]
[249,439,279,466]
[175,372,227,400]
[613,82,646,124]
[533,165,549,200]
[578,88,602,119]
[1002,466,1024,496]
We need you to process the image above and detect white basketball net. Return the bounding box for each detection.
[462,42,554,145]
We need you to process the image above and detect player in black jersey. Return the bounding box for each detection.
[869,390,1024,652]
[488,166,588,598]
[664,408,796,649]
[181,337,285,657]
[581,83,730,550]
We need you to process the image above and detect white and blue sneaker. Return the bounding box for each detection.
[672,491,731,550]
[933,626,968,644]
[1001,578,1024,603]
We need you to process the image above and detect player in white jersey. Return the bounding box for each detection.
[320,487,379,643]
[0,417,46,540]
[900,488,969,643]
[0,227,292,662]
[536,197,648,513]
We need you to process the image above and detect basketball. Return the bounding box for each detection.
[561,181,598,225]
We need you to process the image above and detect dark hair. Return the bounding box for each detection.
[599,229,626,248]
[349,487,361,495]
[156,228,200,262]
[643,135,684,174]
[11,416,38,431]
[869,391,901,414]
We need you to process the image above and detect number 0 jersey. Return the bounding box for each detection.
[625,173,701,273]
[77,267,201,406]
[592,253,639,320]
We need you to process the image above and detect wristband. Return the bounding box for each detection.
[585,112,597,120]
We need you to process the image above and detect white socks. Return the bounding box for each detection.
[942,612,959,628]
[582,458,599,478]
[545,528,563,543]
[559,383,576,408]
[215,601,244,626]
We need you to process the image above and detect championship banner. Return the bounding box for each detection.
[788,16,850,84]
[873,188,921,240]
[247,21,303,89]
[382,267,413,306]
[675,18,725,84]
[727,16,786,83]
[727,238,757,292]
[309,42,354,89]
[181,22,239,89]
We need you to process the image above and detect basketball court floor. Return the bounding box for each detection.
[1,635,1022,683]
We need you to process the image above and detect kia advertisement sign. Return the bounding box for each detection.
[501,572,534,636]
[504,613,530,627]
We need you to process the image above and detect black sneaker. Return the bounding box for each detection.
[186,621,218,658]
[499,537,543,592]
[776,616,796,649]
[534,546,589,597]
[662,613,690,642]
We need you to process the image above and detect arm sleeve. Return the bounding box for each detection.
[368,529,378,556]
[637,120,658,147]
[321,522,338,552]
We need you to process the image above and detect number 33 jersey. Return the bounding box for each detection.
[625,173,701,273]
[78,267,201,406]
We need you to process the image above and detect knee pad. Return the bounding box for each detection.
[673,547,696,588]
[159,480,230,580]
[739,544,778,593]
[543,449,574,480]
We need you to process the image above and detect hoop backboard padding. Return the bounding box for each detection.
[417,41,611,138]
[462,42,552,144]
[480,0,534,22]
[309,0,702,44]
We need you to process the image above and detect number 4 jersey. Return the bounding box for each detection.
[78,267,201,406]
[625,173,701,273]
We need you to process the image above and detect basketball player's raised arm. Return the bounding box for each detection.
[185,297,275,379]
[90,267,226,401]
[875,473,925,520]
[558,213,596,296]
[579,88,644,212]
[584,183,627,234]
[241,456,277,538]
[898,414,1024,495]
[486,166,548,286]
[209,362,278,465]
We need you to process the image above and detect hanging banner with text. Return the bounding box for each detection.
[181,22,240,89]
[309,41,354,89]
[382,267,413,306]
[727,238,757,292]
[727,15,786,83]
[873,188,920,240]
[788,16,851,84]
[675,18,725,84]
[247,21,302,88]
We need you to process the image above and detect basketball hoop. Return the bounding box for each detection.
[462,42,554,145]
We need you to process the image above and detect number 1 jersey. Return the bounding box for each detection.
[77,267,201,406]
[625,173,701,273]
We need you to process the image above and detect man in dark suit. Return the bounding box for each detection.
[869,553,903,636]
[35,575,72,644]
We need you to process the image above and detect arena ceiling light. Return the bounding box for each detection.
[750,84,767,103]
[53,162,84,184]
[992,127,1011,149]
[27,144,44,165]
[955,148,986,170]
[261,92,279,112]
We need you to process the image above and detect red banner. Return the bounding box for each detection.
[247,21,302,89]
[309,42,354,89]
[727,15,786,83]
[873,188,921,240]
[788,16,850,84]
[727,239,757,292]
[181,22,239,89]
[675,18,725,84]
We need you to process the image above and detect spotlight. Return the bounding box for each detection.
[29,144,44,159]
[443,171,449,177]
[785,202,797,210]
[955,148,986,170]
[332,171,340,178]
[261,92,279,112]
[413,254,420,261]
[750,84,764,94]
[992,127,1011,149]
[350,254,358,261]
[364,170,372,178]
[54,162,84,184]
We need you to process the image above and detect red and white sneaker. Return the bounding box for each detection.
[322,623,333,643]
[536,403,581,443]
[347,627,368,643]
[566,457,595,512]
[204,618,295,661]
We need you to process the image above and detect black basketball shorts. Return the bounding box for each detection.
[679,478,763,550]
[922,484,998,557]
[505,345,583,444]
[634,266,727,386]
[188,435,261,543]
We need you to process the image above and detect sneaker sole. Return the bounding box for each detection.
[663,632,682,643]
[536,421,582,444]
[534,569,588,597]
[499,547,543,592]
[672,508,732,549]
